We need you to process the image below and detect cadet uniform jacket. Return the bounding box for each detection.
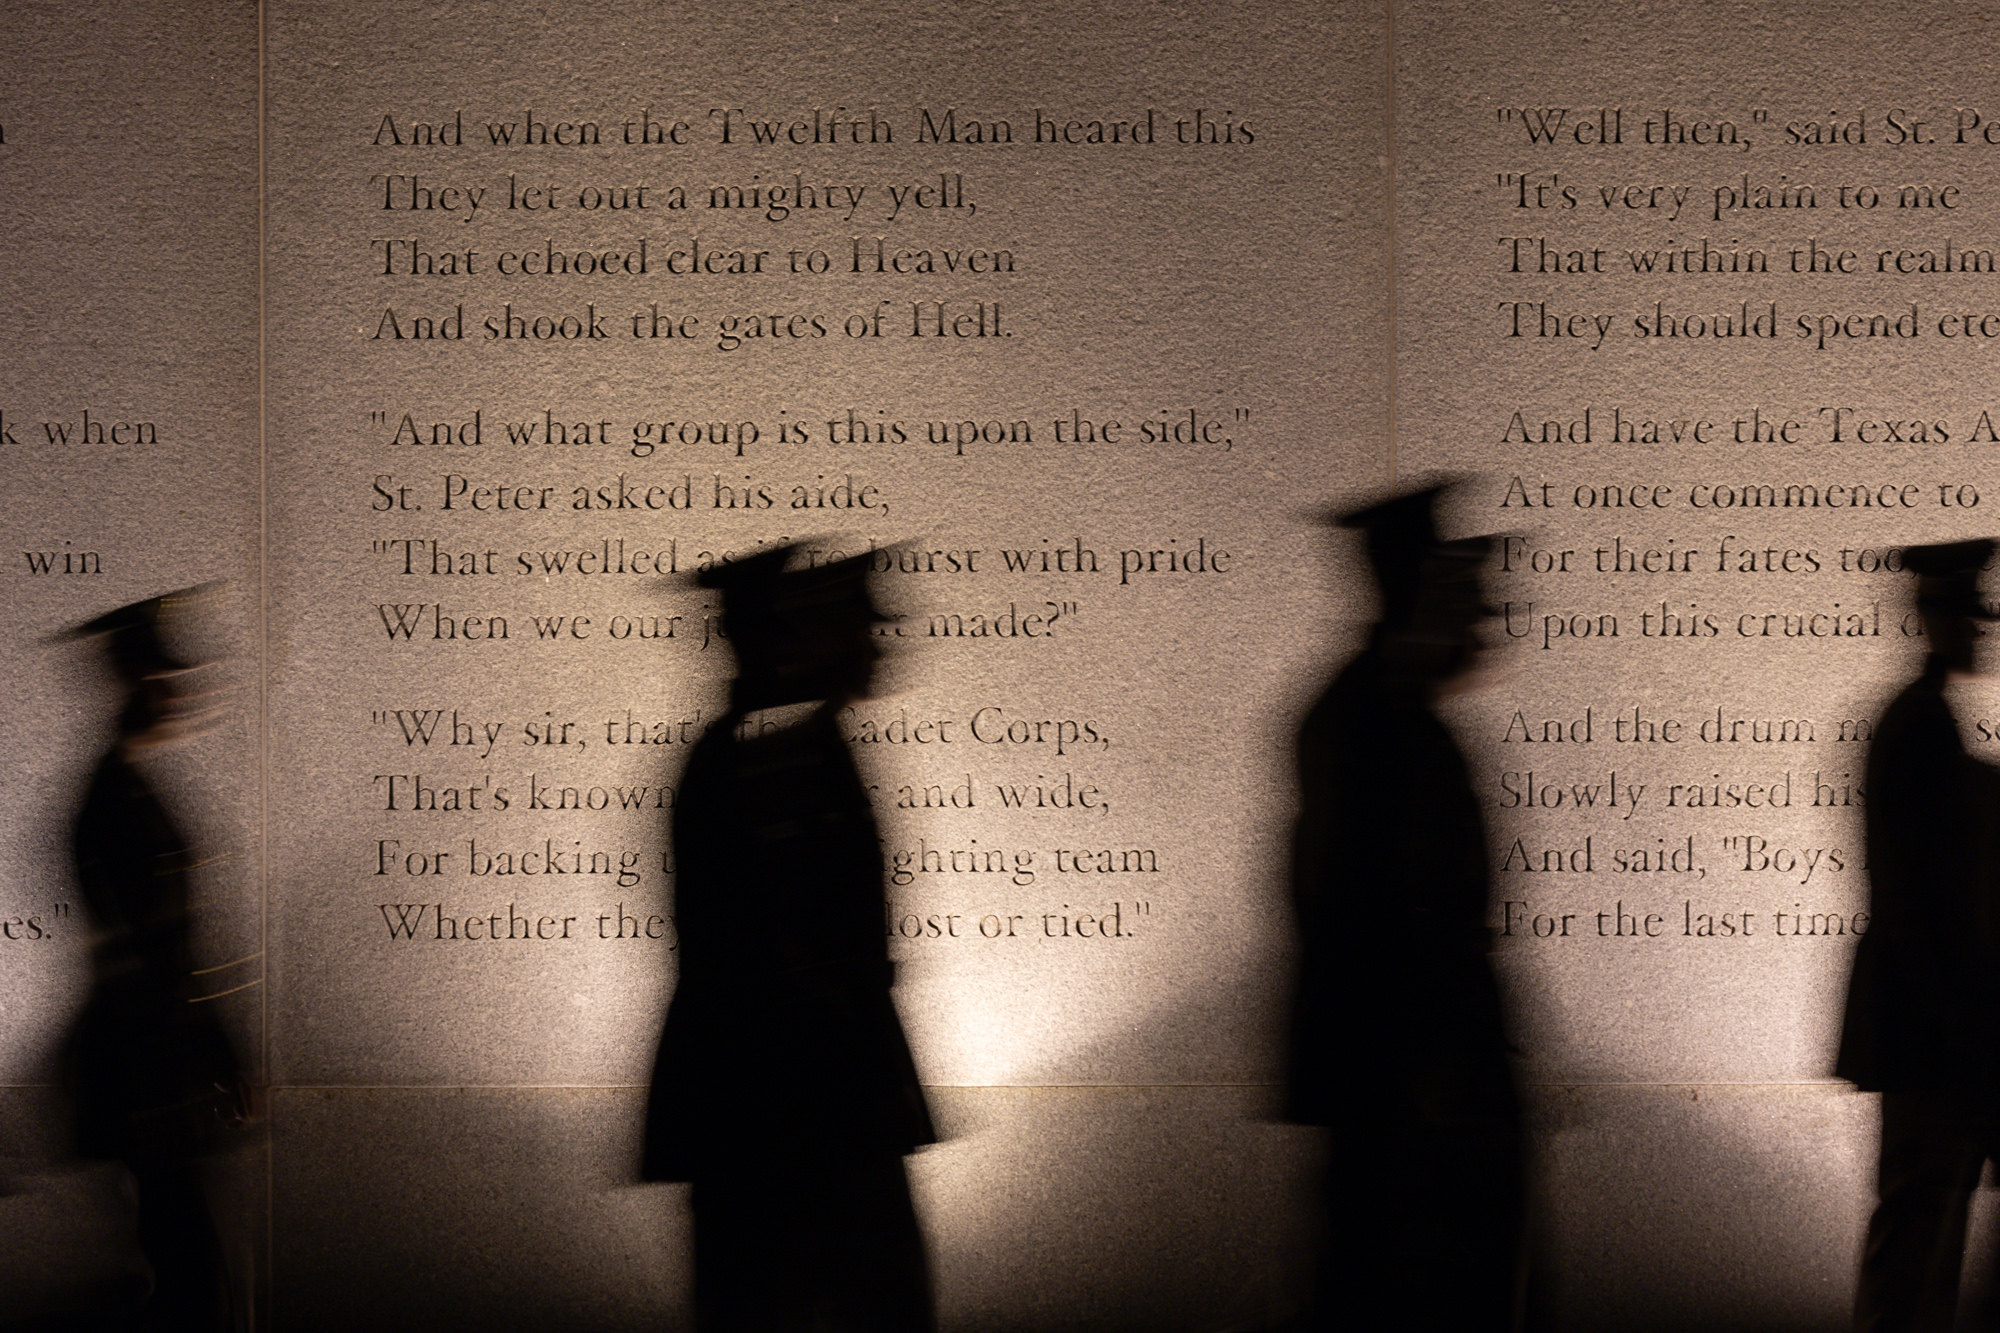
[643,709,934,1180]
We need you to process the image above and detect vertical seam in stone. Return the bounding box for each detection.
[1384,0,1398,485]
[255,0,273,1320]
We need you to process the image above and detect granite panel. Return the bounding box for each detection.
[17,2,1992,1326]
[1397,0,2000,1086]
[0,2,263,1087]
[259,0,1386,1091]
[0,1086,265,1327]
[1526,1082,1876,1332]
[270,1082,1315,1331]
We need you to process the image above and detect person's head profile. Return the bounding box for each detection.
[698,543,887,711]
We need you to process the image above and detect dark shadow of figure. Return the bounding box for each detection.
[1284,486,1523,1332]
[642,546,937,1332]
[1838,540,2000,1333]
[61,592,248,1333]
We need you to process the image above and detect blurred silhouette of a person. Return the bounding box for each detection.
[1284,486,1521,1332]
[643,545,936,1332]
[1839,539,2000,1332]
[63,590,247,1332]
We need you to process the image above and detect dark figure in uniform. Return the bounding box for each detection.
[63,591,247,1332]
[643,545,936,1332]
[1285,486,1522,1332]
[1839,539,2000,1333]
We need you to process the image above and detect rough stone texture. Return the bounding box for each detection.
[0,4,265,1322]
[270,1084,1313,1332]
[0,0,263,1087]
[259,0,1377,1094]
[19,1,2000,1327]
[254,3,1374,1322]
[1526,1083,1872,1331]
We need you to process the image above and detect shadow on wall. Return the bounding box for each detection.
[1524,1082,1873,1333]
[266,1081,1317,1333]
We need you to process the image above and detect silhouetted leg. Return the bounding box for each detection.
[1974,1211,2000,1333]
[1857,1091,1986,1333]
[131,1161,229,1332]
[1415,1119,1524,1333]
[691,1164,812,1332]
[815,1154,933,1333]
[1301,1120,1392,1331]
[1349,1119,1521,1333]
[693,1153,932,1333]
[1297,1143,1343,1331]
[1307,1116,1520,1333]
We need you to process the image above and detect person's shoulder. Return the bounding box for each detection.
[1877,671,1955,738]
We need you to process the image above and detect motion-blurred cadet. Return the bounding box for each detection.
[643,545,936,1332]
[62,588,250,1332]
[1285,485,1522,1332]
[1839,539,2000,1332]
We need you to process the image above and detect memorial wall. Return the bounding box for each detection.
[0,1,266,1321]
[1406,6,2000,1325]
[9,1,2000,1329]
[256,1,1369,1327]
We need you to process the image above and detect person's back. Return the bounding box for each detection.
[642,545,935,1332]
[648,705,929,1177]
[62,592,245,1332]
[1285,487,1521,1332]
[1839,538,2000,1331]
